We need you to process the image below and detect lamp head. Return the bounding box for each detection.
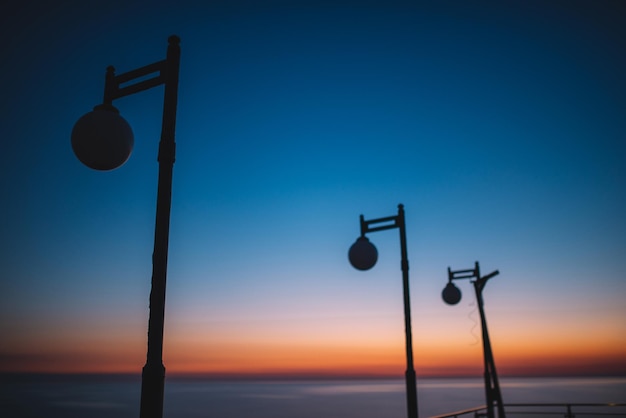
[71,104,134,171]
[442,282,462,305]
[348,236,378,271]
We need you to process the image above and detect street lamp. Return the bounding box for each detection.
[443,262,506,418]
[348,204,418,418]
[71,35,180,418]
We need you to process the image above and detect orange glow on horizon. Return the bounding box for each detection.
[3,309,624,377]
[4,339,624,377]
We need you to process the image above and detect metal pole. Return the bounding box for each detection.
[353,204,419,418]
[474,269,506,418]
[398,204,419,418]
[140,35,180,418]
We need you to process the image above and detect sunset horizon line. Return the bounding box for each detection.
[3,369,625,381]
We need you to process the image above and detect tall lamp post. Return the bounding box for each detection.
[71,36,180,418]
[442,261,506,418]
[348,204,418,418]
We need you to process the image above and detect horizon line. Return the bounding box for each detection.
[3,370,626,381]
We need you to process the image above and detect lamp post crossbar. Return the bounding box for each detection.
[104,60,168,104]
[360,214,400,235]
[114,60,166,84]
[447,262,506,418]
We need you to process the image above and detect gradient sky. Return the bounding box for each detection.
[1,0,625,378]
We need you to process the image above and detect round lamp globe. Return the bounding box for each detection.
[349,236,378,271]
[442,282,462,305]
[71,104,134,171]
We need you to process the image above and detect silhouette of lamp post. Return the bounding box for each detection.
[348,204,418,418]
[443,262,506,418]
[71,36,180,418]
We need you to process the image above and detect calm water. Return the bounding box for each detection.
[1,374,624,418]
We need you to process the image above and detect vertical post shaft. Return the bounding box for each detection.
[474,276,506,418]
[140,35,180,418]
[398,204,418,418]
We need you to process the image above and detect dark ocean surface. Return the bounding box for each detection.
[1,375,624,418]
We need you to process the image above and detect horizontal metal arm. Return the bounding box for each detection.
[451,268,475,274]
[360,214,400,236]
[103,60,168,103]
[115,60,166,84]
[366,221,399,232]
[450,273,477,280]
[115,76,166,98]
[448,266,478,281]
[448,261,501,283]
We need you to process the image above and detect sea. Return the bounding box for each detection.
[1,374,624,418]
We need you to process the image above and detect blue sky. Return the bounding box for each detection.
[1,0,625,376]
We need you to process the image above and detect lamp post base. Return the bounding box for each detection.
[140,363,166,418]
[405,368,418,418]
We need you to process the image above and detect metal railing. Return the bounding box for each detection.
[429,403,626,418]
